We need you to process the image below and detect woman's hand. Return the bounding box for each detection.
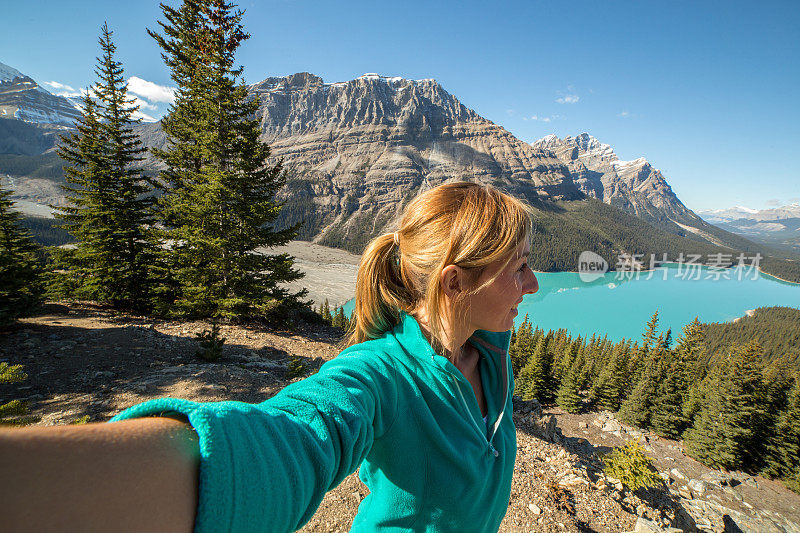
[0,417,200,533]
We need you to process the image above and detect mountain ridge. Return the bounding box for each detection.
[3,67,795,278]
[0,61,81,126]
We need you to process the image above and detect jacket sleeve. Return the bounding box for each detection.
[110,349,398,533]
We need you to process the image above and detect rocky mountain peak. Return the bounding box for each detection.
[250,72,324,92]
[532,133,693,225]
[249,72,482,141]
[571,132,616,160]
[0,61,24,83]
[0,60,81,126]
[230,72,582,249]
[533,133,617,164]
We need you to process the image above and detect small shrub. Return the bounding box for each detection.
[196,321,226,362]
[70,415,91,425]
[603,440,663,491]
[286,355,307,380]
[0,362,39,426]
[545,479,574,514]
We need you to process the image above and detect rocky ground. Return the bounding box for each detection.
[1,303,799,533]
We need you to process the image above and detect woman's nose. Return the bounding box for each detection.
[525,271,538,294]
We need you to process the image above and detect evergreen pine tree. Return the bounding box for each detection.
[556,359,582,413]
[54,23,155,311]
[531,326,543,348]
[586,336,605,383]
[332,307,345,329]
[629,310,659,390]
[618,334,666,429]
[762,374,800,485]
[0,187,44,327]
[684,342,767,470]
[321,298,332,323]
[555,336,580,384]
[517,334,553,402]
[511,319,536,397]
[650,349,689,439]
[590,340,629,411]
[148,0,303,319]
[675,318,705,394]
[510,315,532,375]
[661,328,673,350]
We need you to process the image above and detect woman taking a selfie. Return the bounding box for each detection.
[1,181,539,533]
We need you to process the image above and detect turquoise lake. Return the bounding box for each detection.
[342,264,800,342]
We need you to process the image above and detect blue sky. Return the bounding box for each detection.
[2,0,798,211]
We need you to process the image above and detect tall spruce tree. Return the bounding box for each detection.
[556,359,582,414]
[650,349,689,439]
[762,374,800,487]
[517,334,552,402]
[618,333,666,429]
[590,340,629,411]
[54,23,155,311]
[510,315,533,375]
[629,310,660,390]
[684,342,767,470]
[0,186,44,327]
[149,0,303,319]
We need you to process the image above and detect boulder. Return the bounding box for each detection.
[512,396,542,419]
[687,479,706,496]
[670,468,686,480]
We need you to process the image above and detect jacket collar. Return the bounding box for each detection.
[393,311,513,443]
[394,310,511,360]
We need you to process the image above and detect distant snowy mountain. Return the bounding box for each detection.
[698,204,800,224]
[698,204,800,252]
[0,61,81,126]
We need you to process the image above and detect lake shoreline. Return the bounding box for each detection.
[534,264,800,285]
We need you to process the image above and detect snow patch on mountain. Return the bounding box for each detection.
[699,204,800,224]
[0,61,24,82]
[612,157,648,170]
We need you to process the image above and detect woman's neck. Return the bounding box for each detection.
[412,307,474,366]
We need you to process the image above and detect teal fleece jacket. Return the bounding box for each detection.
[111,312,516,532]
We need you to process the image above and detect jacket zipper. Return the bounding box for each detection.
[448,371,500,458]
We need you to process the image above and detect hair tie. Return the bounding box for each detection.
[393,232,400,247]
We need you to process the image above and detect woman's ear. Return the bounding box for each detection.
[440,265,464,300]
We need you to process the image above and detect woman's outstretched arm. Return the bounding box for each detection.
[0,417,200,533]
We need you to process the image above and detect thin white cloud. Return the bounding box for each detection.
[127,76,176,104]
[132,109,157,122]
[522,115,556,123]
[618,110,630,118]
[44,80,76,92]
[129,94,158,111]
[556,94,579,104]
[766,199,782,207]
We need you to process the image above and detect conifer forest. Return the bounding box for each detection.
[509,307,800,493]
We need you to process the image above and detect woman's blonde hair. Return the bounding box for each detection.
[346,182,533,354]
